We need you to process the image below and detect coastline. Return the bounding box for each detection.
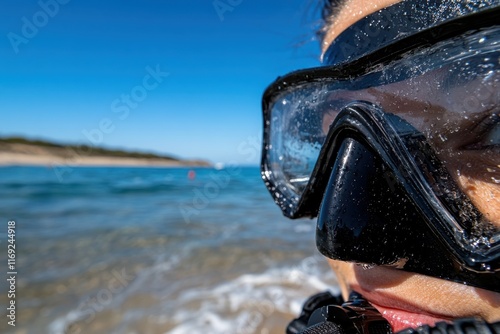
[0,142,211,168]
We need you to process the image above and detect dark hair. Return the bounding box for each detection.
[318,0,347,42]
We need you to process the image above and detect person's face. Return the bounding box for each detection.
[321,0,500,332]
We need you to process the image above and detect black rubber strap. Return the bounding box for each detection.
[299,322,345,334]
[286,291,344,334]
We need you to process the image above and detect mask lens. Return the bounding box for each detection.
[267,85,330,196]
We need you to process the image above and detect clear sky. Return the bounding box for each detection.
[1,0,323,165]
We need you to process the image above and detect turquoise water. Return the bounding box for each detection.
[0,166,337,334]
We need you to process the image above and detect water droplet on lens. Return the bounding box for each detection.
[438,134,447,142]
[481,263,492,271]
[356,263,375,270]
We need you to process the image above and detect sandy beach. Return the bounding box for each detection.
[0,142,211,167]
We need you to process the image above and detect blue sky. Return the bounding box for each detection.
[1,0,323,164]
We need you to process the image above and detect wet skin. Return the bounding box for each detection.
[321,0,500,331]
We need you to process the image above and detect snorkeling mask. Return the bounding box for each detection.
[261,0,500,293]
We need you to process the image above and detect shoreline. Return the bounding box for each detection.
[0,152,210,168]
[0,142,211,168]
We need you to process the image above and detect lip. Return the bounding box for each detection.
[351,287,452,332]
[367,300,452,332]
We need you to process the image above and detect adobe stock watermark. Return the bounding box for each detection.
[179,165,242,224]
[178,133,261,223]
[7,0,72,54]
[74,268,135,328]
[236,133,261,164]
[83,64,170,144]
[213,0,243,21]
[52,247,176,334]
[51,64,169,182]
[237,298,276,334]
[237,253,330,334]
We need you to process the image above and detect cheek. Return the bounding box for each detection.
[327,259,355,300]
[322,112,338,135]
[442,152,500,228]
[457,175,500,226]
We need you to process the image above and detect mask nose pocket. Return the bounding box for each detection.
[316,136,446,270]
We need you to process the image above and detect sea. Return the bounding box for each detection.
[0,166,338,334]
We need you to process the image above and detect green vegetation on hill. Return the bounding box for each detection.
[0,137,181,161]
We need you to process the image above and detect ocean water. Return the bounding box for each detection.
[0,166,337,334]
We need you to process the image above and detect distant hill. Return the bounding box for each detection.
[0,137,211,167]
